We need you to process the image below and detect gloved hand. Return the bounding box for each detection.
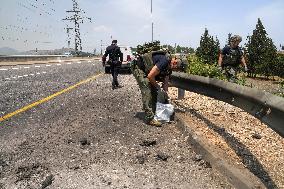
[156,86,169,103]
[217,65,223,71]
[244,66,248,72]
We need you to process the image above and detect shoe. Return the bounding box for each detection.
[148,119,162,127]
[116,85,123,88]
[112,85,116,90]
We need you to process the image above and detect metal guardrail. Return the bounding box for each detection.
[170,72,284,137]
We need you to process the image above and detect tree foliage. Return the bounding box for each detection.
[196,28,220,64]
[245,18,278,78]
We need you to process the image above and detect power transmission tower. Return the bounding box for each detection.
[62,0,92,54]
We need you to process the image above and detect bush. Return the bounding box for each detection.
[187,55,225,80]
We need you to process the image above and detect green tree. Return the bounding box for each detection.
[176,45,182,53]
[196,28,220,64]
[245,18,278,78]
[226,33,232,45]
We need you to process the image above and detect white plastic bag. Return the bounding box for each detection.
[154,102,174,123]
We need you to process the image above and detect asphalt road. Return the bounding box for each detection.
[0,60,231,188]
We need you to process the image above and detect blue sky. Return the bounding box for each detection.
[0,0,283,52]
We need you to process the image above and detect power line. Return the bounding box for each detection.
[62,0,92,54]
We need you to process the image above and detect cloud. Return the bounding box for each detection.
[93,25,112,33]
[246,0,284,45]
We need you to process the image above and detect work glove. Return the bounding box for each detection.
[217,65,223,71]
[244,66,248,72]
[156,86,169,103]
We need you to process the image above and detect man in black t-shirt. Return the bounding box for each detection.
[132,50,173,127]
[102,40,123,89]
[218,35,248,83]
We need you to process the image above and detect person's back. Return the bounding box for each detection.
[105,44,122,62]
[102,40,123,89]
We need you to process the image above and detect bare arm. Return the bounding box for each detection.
[147,65,160,89]
[240,55,247,67]
[218,54,224,66]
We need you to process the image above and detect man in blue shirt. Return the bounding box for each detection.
[132,49,173,127]
[218,35,248,83]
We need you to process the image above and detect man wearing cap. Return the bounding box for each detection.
[218,35,248,83]
[131,42,174,127]
[102,40,123,89]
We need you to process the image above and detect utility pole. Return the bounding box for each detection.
[62,0,92,55]
[151,0,153,42]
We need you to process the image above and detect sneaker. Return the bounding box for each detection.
[112,85,116,90]
[116,85,123,88]
[148,119,162,127]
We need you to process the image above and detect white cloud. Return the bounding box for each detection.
[246,0,284,45]
[93,25,112,33]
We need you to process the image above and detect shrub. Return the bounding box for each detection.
[187,55,225,80]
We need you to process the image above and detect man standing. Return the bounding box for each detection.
[132,43,173,127]
[102,40,123,89]
[218,35,248,83]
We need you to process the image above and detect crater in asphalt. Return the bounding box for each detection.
[140,139,157,147]
[79,138,90,146]
[155,152,170,161]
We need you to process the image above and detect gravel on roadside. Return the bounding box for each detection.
[168,87,284,189]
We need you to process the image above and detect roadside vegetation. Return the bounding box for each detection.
[182,18,284,96]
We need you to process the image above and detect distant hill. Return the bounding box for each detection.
[21,48,74,55]
[0,47,19,55]
[0,47,75,56]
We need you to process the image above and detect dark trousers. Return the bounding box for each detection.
[110,64,120,86]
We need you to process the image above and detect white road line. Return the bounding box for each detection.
[12,68,19,70]
[42,71,46,74]
[67,62,72,65]
[12,77,16,79]
[0,69,8,71]
[46,65,51,67]
[24,67,30,69]
[18,76,23,78]
[56,64,61,66]
[23,75,28,77]
[36,73,41,75]
[30,74,34,76]
[77,61,81,64]
[35,65,41,68]
[5,78,10,80]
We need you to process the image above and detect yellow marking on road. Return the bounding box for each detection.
[0,73,103,122]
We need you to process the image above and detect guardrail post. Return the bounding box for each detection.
[178,88,185,99]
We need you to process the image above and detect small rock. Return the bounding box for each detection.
[41,174,54,189]
[140,140,157,147]
[136,155,146,164]
[199,160,212,168]
[252,133,262,139]
[192,154,203,162]
[213,112,221,116]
